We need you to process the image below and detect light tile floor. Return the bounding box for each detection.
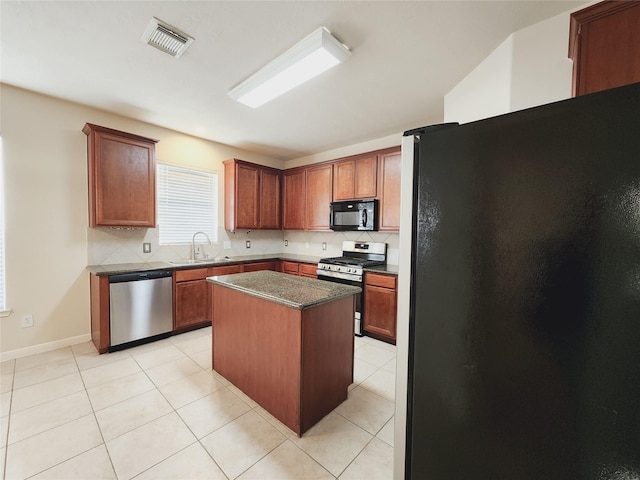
[1,328,395,479]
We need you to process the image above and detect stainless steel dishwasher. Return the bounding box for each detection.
[109,269,173,350]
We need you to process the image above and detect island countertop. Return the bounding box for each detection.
[207,270,361,310]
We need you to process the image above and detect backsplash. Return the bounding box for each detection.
[87,228,399,265]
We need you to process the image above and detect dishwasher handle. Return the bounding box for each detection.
[109,269,173,284]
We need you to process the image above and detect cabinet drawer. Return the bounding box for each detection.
[242,261,276,272]
[299,263,317,278]
[211,265,242,276]
[365,272,396,289]
[175,268,209,282]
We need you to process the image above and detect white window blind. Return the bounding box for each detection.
[157,164,218,244]
[0,136,6,311]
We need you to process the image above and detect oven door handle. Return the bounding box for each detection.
[362,209,367,227]
[316,270,362,283]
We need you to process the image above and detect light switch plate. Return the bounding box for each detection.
[143,242,151,253]
[246,240,251,248]
[223,241,231,250]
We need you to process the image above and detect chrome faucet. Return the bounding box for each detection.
[192,231,212,260]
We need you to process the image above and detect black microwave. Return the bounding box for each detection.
[330,199,378,231]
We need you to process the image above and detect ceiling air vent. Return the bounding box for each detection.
[141,17,194,58]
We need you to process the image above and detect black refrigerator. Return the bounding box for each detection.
[403,82,640,480]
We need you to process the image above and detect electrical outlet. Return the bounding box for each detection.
[246,240,251,249]
[223,241,231,250]
[322,242,327,250]
[284,240,288,247]
[21,314,34,328]
[143,242,151,253]
[305,242,309,248]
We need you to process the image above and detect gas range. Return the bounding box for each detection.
[317,241,387,281]
[317,241,387,336]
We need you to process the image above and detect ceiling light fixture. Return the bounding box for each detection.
[228,27,351,108]
[141,17,194,58]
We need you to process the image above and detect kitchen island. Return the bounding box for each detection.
[208,270,361,436]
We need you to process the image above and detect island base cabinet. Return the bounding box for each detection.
[212,284,354,436]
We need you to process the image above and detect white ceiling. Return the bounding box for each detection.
[1,1,586,160]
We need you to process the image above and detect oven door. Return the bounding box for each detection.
[316,270,364,336]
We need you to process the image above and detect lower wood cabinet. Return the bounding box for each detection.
[280,261,317,278]
[363,272,397,344]
[174,268,211,332]
[174,261,275,333]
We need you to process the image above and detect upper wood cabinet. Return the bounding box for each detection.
[333,154,377,200]
[305,163,333,231]
[569,1,640,96]
[260,168,281,229]
[224,159,281,231]
[377,148,402,232]
[83,123,158,228]
[283,168,306,230]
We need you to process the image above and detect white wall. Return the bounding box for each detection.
[0,84,282,358]
[444,8,577,124]
[444,36,514,124]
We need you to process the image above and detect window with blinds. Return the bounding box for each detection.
[157,164,218,245]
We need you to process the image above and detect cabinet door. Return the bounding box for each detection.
[333,155,377,201]
[175,279,209,330]
[305,164,333,230]
[354,155,377,199]
[333,159,356,201]
[298,263,317,278]
[364,281,397,344]
[378,149,401,232]
[260,169,281,229]
[282,261,299,275]
[84,124,157,228]
[283,169,306,230]
[235,163,260,229]
[569,1,640,96]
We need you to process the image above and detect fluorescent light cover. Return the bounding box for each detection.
[229,27,350,108]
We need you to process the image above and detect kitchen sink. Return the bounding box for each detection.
[170,257,232,266]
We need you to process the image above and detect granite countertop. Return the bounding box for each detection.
[86,254,399,276]
[208,270,362,310]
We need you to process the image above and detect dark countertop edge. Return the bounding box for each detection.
[208,272,362,310]
[87,254,399,276]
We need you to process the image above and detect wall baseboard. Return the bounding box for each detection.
[0,334,92,362]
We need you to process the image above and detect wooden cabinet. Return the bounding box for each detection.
[83,123,158,228]
[89,273,110,354]
[333,154,377,201]
[281,261,317,278]
[224,159,281,231]
[305,164,333,231]
[283,164,332,231]
[260,168,281,229]
[283,169,306,230]
[281,261,300,275]
[174,268,210,332]
[299,263,318,279]
[242,261,277,272]
[377,148,402,232]
[363,272,397,344]
[569,1,640,96]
